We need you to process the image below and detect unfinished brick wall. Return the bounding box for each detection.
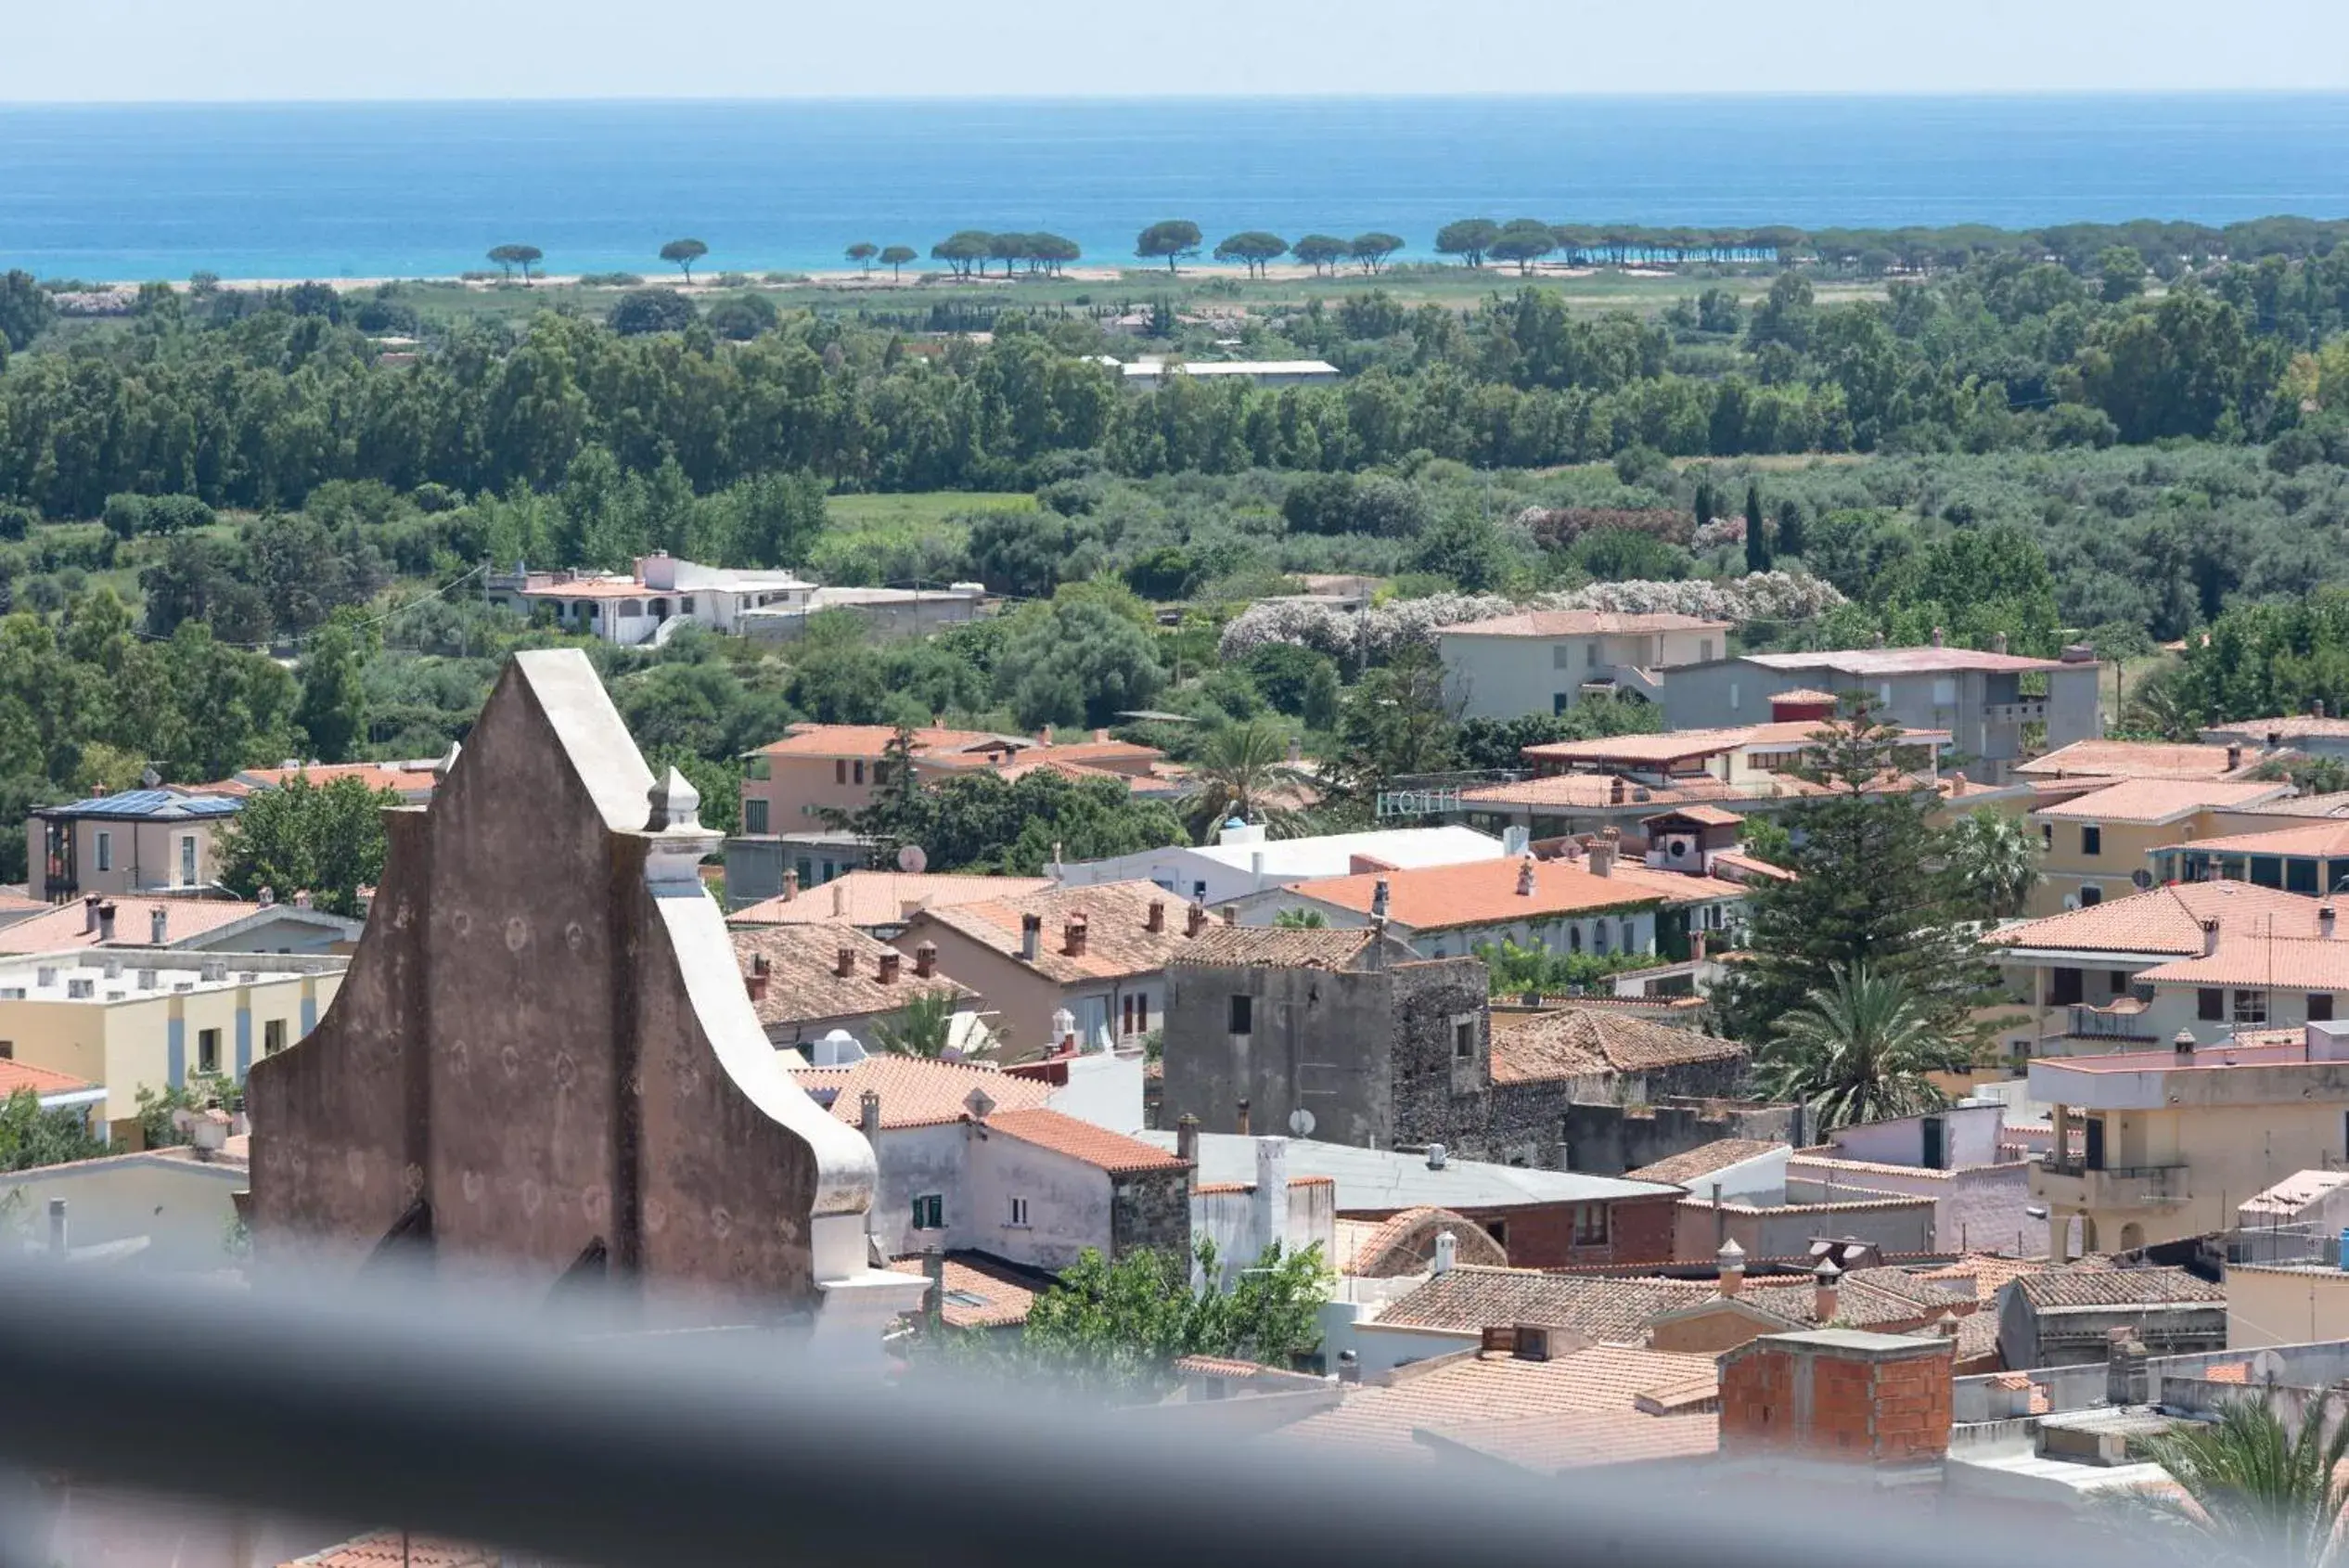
[1718,1330,1954,1465]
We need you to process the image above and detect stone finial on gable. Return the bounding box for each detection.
[435,740,462,782]
[646,766,703,832]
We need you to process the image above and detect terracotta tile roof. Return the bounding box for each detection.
[2203,1361,2252,1384]
[1439,610,1732,637]
[2240,1169,2349,1218]
[1343,1207,1509,1275]
[1174,1354,1278,1378]
[1458,774,1803,810]
[789,1056,1049,1129]
[2014,1266,2226,1311]
[755,724,1019,761]
[2031,778,2289,825]
[280,1533,496,1567]
[1277,1343,1721,1459]
[2017,740,2251,781]
[933,738,1168,774]
[1989,1371,2034,1390]
[1710,850,1797,883]
[982,1107,1189,1175]
[0,898,268,954]
[2173,820,2349,858]
[2139,933,2349,991]
[216,761,440,799]
[2204,714,2349,743]
[1650,804,1746,828]
[1742,647,2074,675]
[0,890,46,918]
[1416,1408,1721,1471]
[1374,1266,1716,1342]
[2232,791,2349,820]
[732,924,975,1028]
[0,1060,95,1098]
[1954,1309,2001,1364]
[885,1252,1040,1329]
[1624,1139,1788,1187]
[1489,1009,1745,1086]
[1165,927,1386,970]
[1284,856,1742,932]
[728,872,1053,928]
[1917,1253,2113,1303]
[1984,880,2324,957]
[907,880,1223,983]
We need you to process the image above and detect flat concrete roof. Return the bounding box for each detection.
[1136,1131,1680,1212]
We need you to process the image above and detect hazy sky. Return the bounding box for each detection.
[18,0,2349,100]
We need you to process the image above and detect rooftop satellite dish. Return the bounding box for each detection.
[898,844,928,874]
[1289,1108,1316,1137]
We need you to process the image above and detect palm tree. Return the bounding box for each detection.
[1753,964,1968,1133]
[2122,1394,2349,1568]
[2127,669,2201,742]
[873,988,964,1058]
[1945,806,2044,920]
[1180,722,1314,842]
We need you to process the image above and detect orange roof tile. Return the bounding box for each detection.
[1985,880,2323,957]
[1489,1009,1744,1085]
[2173,820,2349,858]
[1286,856,1743,932]
[2203,1361,2252,1384]
[0,1060,95,1098]
[789,1056,1049,1129]
[2031,778,2289,825]
[885,1252,1040,1329]
[1440,610,1733,638]
[0,898,271,954]
[1277,1343,1720,1459]
[732,924,975,1028]
[2204,714,2349,743]
[1166,927,1387,970]
[281,1533,496,1568]
[1648,804,1746,828]
[981,1107,1188,1175]
[906,880,1224,983]
[1457,774,1803,811]
[1522,720,1948,767]
[728,872,1055,928]
[2017,739,2251,781]
[755,725,1020,761]
[1624,1139,1788,1187]
[217,761,440,799]
[2140,933,2349,991]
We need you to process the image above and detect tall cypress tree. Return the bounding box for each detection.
[1708,704,2002,1065]
[1743,482,1771,573]
[1693,478,1716,534]
[1776,497,1806,559]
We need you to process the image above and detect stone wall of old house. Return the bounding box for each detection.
[1110,1166,1192,1261]
[1161,962,1398,1148]
[247,651,871,1305]
[1386,958,1506,1152]
[1560,1099,1802,1176]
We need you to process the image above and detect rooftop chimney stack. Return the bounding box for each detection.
[1991,632,2008,655]
[2107,1329,2151,1407]
[1146,899,1165,933]
[1517,855,1536,897]
[781,868,800,902]
[82,894,99,935]
[1371,880,1391,920]
[293,890,312,909]
[1063,915,1088,958]
[1177,1113,1200,1191]
[859,1089,882,1143]
[2175,1028,2197,1060]
[1717,1238,1746,1297]
[1814,1258,1842,1324]
[1433,1230,1458,1276]
[745,953,771,1003]
[2319,700,2330,720]
[2201,917,2221,957]
[914,942,937,979]
[1589,829,1618,879]
[836,945,855,979]
[1187,900,1209,938]
[1930,626,1945,648]
[149,906,168,945]
[2227,744,2243,772]
[257,886,275,907]
[96,903,116,943]
[1020,913,1043,962]
[2327,906,2340,942]
[878,952,902,984]
[1235,1098,1251,1137]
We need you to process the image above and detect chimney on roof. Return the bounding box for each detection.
[96,903,116,944]
[1516,855,1536,897]
[1038,725,1054,747]
[1991,632,2008,655]
[832,880,847,917]
[2201,917,2221,958]
[781,868,799,903]
[1371,879,1391,920]
[149,906,168,945]
[2175,1028,2197,1060]
[836,945,855,979]
[1871,630,1886,649]
[1930,626,1945,649]
[1933,1310,1959,1341]
[1717,1238,1745,1297]
[1063,915,1088,958]
[1187,900,1209,938]
[2227,744,2243,772]
[1177,1113,1200,1191]
[1221,905,1237,925]
[82,894,99,935]
[1146,898,1165,933]
[1236,1098,1252,1137]
[293,890,312,909]
[1020,913,1042,962]
[745,952,770,1003]
[2318,700,2330,720]
[257,885,275,907]
[859,1090,883,1143]
[1426,1142,1447,1171]
[2326,906,2339,942]
[1287,735,1303,765]
[1813,1258,1842,1324]
[1610,776,1625,805]
[1588,830,1618,879]
[914,942,937,979]
[2107,1329,2151,1407]
[922,1244,945,1335]
[878,951,902,985]
[2269,731,2285,752]
[1434,1230,1458,1276]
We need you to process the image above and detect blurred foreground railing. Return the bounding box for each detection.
[0,1258,2174,1568]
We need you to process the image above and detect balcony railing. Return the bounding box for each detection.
[2035,1160,2191,1210]
[2062,1002,2158,1041]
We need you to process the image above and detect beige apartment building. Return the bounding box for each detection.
[2023,778,2293,917]
[738,724,1168,837]
[0,951,345,1140]
[2029,1022,2349,1256]
[1434,610,1731,721]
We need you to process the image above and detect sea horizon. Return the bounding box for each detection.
[6,93,2349,281]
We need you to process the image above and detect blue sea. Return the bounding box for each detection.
[5,96,2349,281]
